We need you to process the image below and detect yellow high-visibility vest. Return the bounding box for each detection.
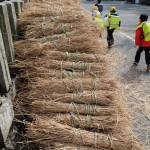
[137,21,150,41]
[94,18,104,28]
[109,15,120,30]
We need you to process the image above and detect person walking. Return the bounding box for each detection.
[133,14,150,72]
[104,7,121,48]
[95,0,103,15]
[94,13,104,37]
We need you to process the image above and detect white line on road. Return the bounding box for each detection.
[118,31,135,43]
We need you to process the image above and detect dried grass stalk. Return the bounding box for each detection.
[15,59,107,75]
[34,91,115,106]
[30,101,114,116]
[43,143,109,150]
[53,113,118,131]
[39,34,98,53]
[16,46,105,63]
[26,117,142,150]
[21,1,84,18]
[30,78,117,94]
[18,15,88,32]
[30,0,80,5]
[15,33,103,54]
[24,22,93,39]
[16,68,98,80]
[19,5,90,31]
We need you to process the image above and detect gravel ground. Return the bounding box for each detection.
[82,0,150,148]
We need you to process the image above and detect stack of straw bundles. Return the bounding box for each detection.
[26,117,142,150]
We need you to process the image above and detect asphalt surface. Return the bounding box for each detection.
[82,0,150,148]
[82,0,150,38]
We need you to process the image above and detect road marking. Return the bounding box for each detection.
[118,31,135,42]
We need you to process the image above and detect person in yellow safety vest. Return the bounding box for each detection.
[103,7,121,48]
[133,14,150,72]
[91,6,100,17]
[94,13,104,37]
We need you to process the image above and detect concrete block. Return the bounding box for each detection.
[0,29,11,94]
[2,1,17,41]
[10,0,24,17]
[0,96,14,144]
[0,3,15,63]
[0,29,11,84]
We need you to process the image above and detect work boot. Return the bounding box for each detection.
[146,65,150,72]
[108,42,112,48]
[133,61,138,66]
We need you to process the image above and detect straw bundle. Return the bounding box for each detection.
[44,143,109,150]
[31,0,80,4]
[20,6,60,18]
[23,0,81,11]
[26,117,141,150]
[15,28,94,50]
[18,14,88,32]
[53,113,118,131]
[15,25,104,53]
[14,66,100,81]
[21,3,82,16]
[29,101,114,116]
[30,91,115,106]
[29,78,117,94]
[18,4,94,36]
[24,22,94,39]
[15,46,105,63]
[15,34,102,54]
[40,36,101,53]
[15,59,107,75]
[16,68,99,80]
[15,32,103,54]
[52,146,108,150]
[18,15,94,32]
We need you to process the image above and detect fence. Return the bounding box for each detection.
[0,0,28,147]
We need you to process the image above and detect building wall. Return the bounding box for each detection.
[139,0,150,5]
[126,0,150,4]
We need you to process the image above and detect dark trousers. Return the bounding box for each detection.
[134,46,150,66]
[107,29,115,45]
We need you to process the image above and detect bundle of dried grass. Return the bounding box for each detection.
[15,29,93,49]
[29,91,115,106]
[21,3,82,17]
[53,113,118,131]
[16,46,105,63]
[26,117,143,150]
[31,0,80,5]
[24,22,94,39]
[15,68,98,81]
[43,143,109,150]
[52,146,108,150]
[26,0,81,9]
[36,35,102,53]
[29,78,117,94]
[15,31,103,54]
[18,14,89,32]
[29,101,114,116]
[19,1,89,31]
[14,59,107,75]
[14,66,102,82]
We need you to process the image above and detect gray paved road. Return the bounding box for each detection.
[82,0,150,38]
[82,0,150,148]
